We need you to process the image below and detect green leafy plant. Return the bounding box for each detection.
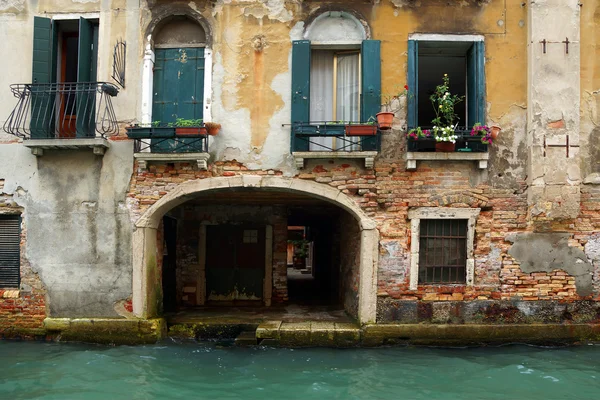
[172,118,203,127]
[407,127,431,140]
[288,239,309,259]
[381,84,411,112]
[429,74,464,143]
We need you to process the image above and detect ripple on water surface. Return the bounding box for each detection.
[1,341,600,400]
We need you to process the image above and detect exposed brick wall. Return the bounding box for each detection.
[126,158,600,309]
[339,210,360,318]
[0,216,47,335]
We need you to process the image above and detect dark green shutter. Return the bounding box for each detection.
[361,40,381,151]
[76,18,94,136]
[407,40,418,129]
[0,216,20,288]
[31,17,56,138]
[467,41,485,127]
[291,40,311,151]
[152,48,205,152]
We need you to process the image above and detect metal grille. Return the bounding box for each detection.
[419,219,467,284]
[0,216,21,288]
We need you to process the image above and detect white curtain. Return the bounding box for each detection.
[310,51,334,151]
[336,53,359,151]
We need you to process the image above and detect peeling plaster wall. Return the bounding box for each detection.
[0,143,134,317]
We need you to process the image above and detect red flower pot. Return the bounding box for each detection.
[376,112,394,130]
[176,127,207,136]
[435,141,456,152]
[345,125,378,136]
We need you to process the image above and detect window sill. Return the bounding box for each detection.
[134,152,210,171]
[406,151,489,170]
[23,138,109,157]
[292,151,378,169]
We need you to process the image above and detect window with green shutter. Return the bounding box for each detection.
[407,38,486,131]
[0,216,21,289]
[290,39,381,152]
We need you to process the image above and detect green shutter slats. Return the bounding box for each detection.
[467,41,486,127]
[32,17,53,85]
[407,40,418,129]
[0,216,20,289]
[76,18,95,137]
[32,17,56,139]
[361,40,381,151]
[291,40,311,151]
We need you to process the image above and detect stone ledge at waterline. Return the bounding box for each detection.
[42,318,167,345]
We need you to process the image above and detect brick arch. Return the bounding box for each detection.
[132,176,379,324]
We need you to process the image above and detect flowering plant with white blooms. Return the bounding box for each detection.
[429,74,464,143]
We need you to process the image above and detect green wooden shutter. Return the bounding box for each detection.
[407,40,418,129]
[0,216,20,289]
[31,17,56,138]
[361,40,381,151]
[76,17,94,137]
[291,40,311,151]
[467,41,485,127]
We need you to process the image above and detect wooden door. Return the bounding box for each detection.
[205,226,265,303]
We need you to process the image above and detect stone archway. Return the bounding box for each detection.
[132,176,379,324]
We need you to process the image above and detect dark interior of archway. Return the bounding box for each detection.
[286,207,341,306]
[160,188,360,318]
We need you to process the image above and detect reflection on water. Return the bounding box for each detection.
[1,341,600,400]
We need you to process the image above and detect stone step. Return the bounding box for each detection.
[234,330,258,346]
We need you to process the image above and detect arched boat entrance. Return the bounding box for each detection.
[132,176,378,324]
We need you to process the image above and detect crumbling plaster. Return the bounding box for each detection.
[507,232,593,296]
[0,142,135,317]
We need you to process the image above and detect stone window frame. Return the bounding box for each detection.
[407,207,480,290]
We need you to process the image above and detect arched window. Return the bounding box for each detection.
[290,11,380,152]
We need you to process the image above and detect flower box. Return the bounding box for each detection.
[345,124,378,136]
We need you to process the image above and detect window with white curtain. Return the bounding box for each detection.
[309,49,360,151]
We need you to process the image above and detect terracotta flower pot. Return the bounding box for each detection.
[435,141,456,152]
[376,112,394,130]
[176,127,207,136]
[345,125,378,136]
[207,127,220,136]
[490,126,501,140]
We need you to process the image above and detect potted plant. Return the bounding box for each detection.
[377,84,410,130]
[204,122,221,136]
[470,123,494,145]
[428,74,464,152]
[173,118,207,136]
[345,120,378,136]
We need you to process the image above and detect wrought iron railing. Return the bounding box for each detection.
[3,82,119,139]
[407,129,489,152]
[291,122,381,152]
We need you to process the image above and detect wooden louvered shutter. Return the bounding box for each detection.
[0,216,21,288]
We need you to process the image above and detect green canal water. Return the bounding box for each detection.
[1,341,599,399]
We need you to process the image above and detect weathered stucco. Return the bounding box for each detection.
[0,142,134,317]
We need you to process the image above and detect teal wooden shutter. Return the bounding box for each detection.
[291,40,310,151]
[361,40,381,151]
[407,40,418,129]
[152,48,205,152]
[31,17,56,138]
[467,41,485,127]
[77,18,95,137]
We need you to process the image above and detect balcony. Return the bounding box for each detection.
[291,122,381,169]
[126,124,210,170]
[2,82,119,156]
[406,129,489,170]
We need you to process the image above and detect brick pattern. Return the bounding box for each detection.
[127,159,599,304]
[0,219,46,334]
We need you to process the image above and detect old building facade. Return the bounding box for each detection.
[0,0,599,343]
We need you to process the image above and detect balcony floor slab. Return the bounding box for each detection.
[23,138,110,156]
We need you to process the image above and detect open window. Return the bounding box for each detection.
[407,36,485,132]
[31,17,99,138]
[291,11,380,158]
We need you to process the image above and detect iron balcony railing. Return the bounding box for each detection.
[3,82,119,139]
[291,121,381,152]
[407,128,489,152]
[126,125,209,153]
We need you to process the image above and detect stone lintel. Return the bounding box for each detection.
[134,152,210,170]
[292,151,378,169]
[23,138,110,157]
[406,151,489,170]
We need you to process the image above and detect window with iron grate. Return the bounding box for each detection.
[0,215,21,288]
[418,219,467,284]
